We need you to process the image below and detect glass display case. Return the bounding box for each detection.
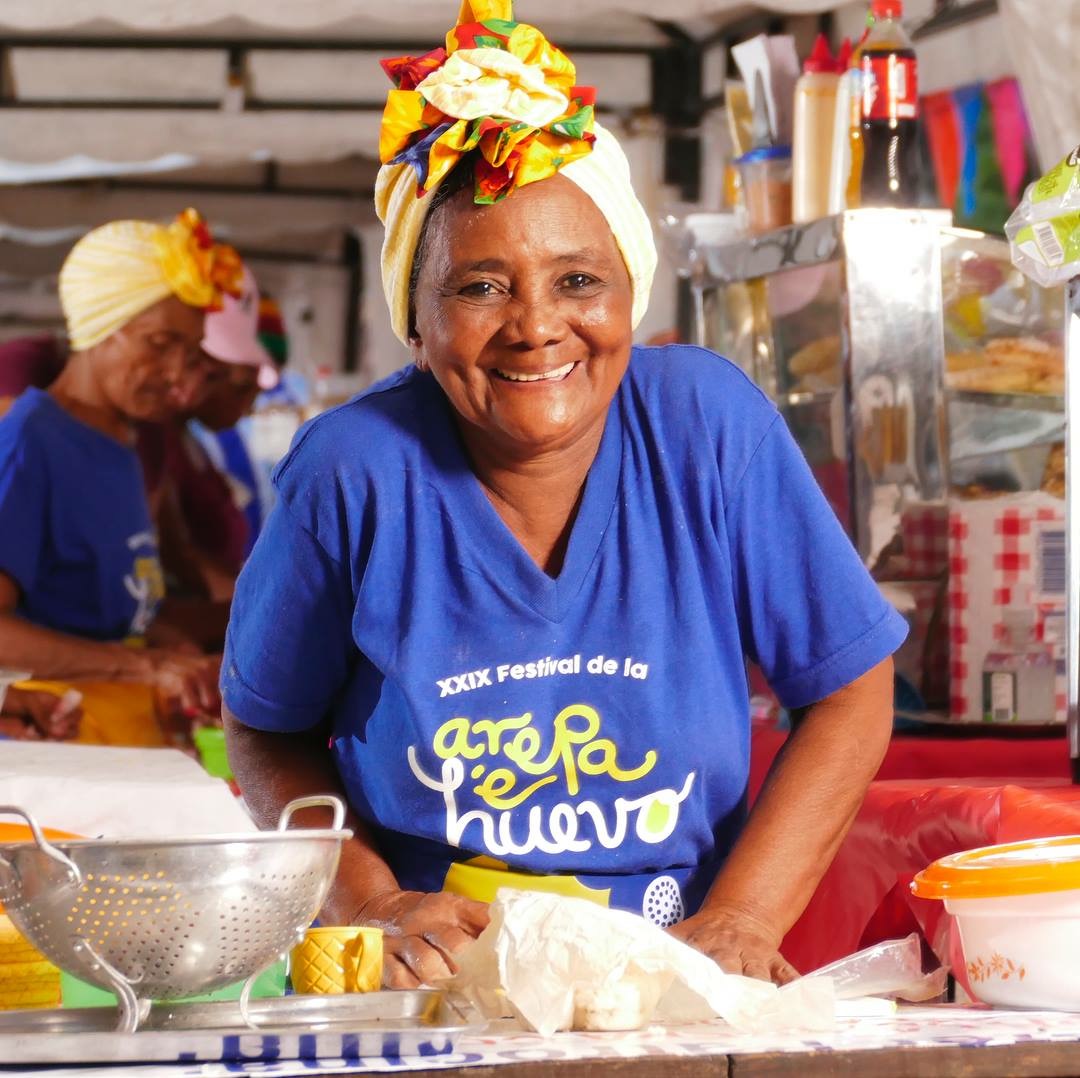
[677,209,1067,726]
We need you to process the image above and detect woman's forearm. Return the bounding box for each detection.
[0,612,149,682]
[701,657,894,943]
[222,709,402,924]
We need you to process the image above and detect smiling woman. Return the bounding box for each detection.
[221,0,907,994]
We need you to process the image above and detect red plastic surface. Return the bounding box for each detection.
[749,726,1079,985]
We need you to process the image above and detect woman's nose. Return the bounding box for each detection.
[502,295,568,350]
[167,361,212,411]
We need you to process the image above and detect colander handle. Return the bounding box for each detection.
[0,805,81,884]
[276,795,346,832]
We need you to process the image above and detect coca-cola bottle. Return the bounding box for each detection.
[857,0,921,205]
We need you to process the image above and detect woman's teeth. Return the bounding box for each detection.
[495,361,577,383]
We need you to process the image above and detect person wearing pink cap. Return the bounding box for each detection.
[151,267,284,603]
[198,266,280,430]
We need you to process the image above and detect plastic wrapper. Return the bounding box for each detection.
[444,890,835,1036]
[1007,145,1080,287]
[806,933,947,1003]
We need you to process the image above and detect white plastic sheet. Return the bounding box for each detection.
[0,742,255,838]
[0,0,835,32]
[1000,0,1080,169]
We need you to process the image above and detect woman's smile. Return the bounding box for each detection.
[491,360,579,384]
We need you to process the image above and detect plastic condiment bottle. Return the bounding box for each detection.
[792,34,841,223]
[857,0,921,205]
[845,9,875,208]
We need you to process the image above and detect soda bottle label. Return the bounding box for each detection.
[861,54,918,121]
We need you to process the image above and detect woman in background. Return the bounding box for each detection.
[0,210,239,745]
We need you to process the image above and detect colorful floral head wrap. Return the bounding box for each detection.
[375,0,657,344]
[59,209,243,352]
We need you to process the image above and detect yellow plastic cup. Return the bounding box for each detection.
[290,926,383,995]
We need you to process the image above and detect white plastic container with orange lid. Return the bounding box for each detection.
[912,836,1080,1010]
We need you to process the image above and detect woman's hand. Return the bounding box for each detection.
[144,649,221,717]
[356,889,490,989]
[668,903,799,985]
[2,687,83,740]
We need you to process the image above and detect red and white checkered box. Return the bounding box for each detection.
[899,503,950,580]
[948,493,1066,723]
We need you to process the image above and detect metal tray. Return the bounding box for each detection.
[0,990,481,1065]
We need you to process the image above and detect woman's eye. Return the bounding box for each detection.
[563,273,597,290]
[461,281,499,297]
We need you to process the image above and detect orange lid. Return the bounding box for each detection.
[912,835,1080,900]
[0,823,78,844]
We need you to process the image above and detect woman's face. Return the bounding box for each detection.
[95,296,210,423]
[194,357,261,432]
[411,174,634,461]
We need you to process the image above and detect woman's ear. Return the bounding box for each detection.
[409,334,427,372]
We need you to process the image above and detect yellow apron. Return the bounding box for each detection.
[443,855,611,906]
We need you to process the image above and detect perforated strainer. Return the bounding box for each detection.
[0,797,352,1033]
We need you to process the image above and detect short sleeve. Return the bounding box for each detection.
[221,497,354,732]
[0,435,46,596]
[726,417,907,709]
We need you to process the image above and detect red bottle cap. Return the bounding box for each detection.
[802,33,836,74]
[871,0,903,18]
[836,37,853,72]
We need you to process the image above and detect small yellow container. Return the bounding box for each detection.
[290,926,383,995]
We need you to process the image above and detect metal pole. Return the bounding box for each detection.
[1066,279,1080,781]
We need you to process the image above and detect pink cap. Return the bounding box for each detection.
[201,266,279,390]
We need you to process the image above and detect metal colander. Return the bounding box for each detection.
[0,797,352,1032]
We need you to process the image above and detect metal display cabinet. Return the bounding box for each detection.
[1067,281,1080,779]
[679,209,1068,728]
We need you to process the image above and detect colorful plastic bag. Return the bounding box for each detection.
[1006,144,1080,286]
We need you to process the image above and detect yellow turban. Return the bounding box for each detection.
[59,209,243,352]
[374,0,656,345]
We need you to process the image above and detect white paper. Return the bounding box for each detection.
[731,34,801,146]
[444,890,835,1037]
[0,742,255,838]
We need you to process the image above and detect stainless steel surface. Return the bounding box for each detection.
[843,209,952,563]
[946,389,1066,415]
[695,215,843,286]
[0,797,352,1034]
[0,990,480,1065]
[1067,279,1080,772]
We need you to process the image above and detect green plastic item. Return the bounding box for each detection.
[193,725,232,780]
[60,960,286,1008]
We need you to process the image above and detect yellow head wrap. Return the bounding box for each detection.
[375,0,657,344]
[58,209,243,352]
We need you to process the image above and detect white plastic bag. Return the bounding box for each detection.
[805,933,947,1003]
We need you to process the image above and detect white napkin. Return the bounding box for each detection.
[444,889,835,1036]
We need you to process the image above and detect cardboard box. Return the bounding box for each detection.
[948,493,1066,723]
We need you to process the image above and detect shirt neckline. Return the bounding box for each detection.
[419,372,624,624]
[22,387,136,456]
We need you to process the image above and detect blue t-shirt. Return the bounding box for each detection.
[0,388,163,641]
[223,346,906,921]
